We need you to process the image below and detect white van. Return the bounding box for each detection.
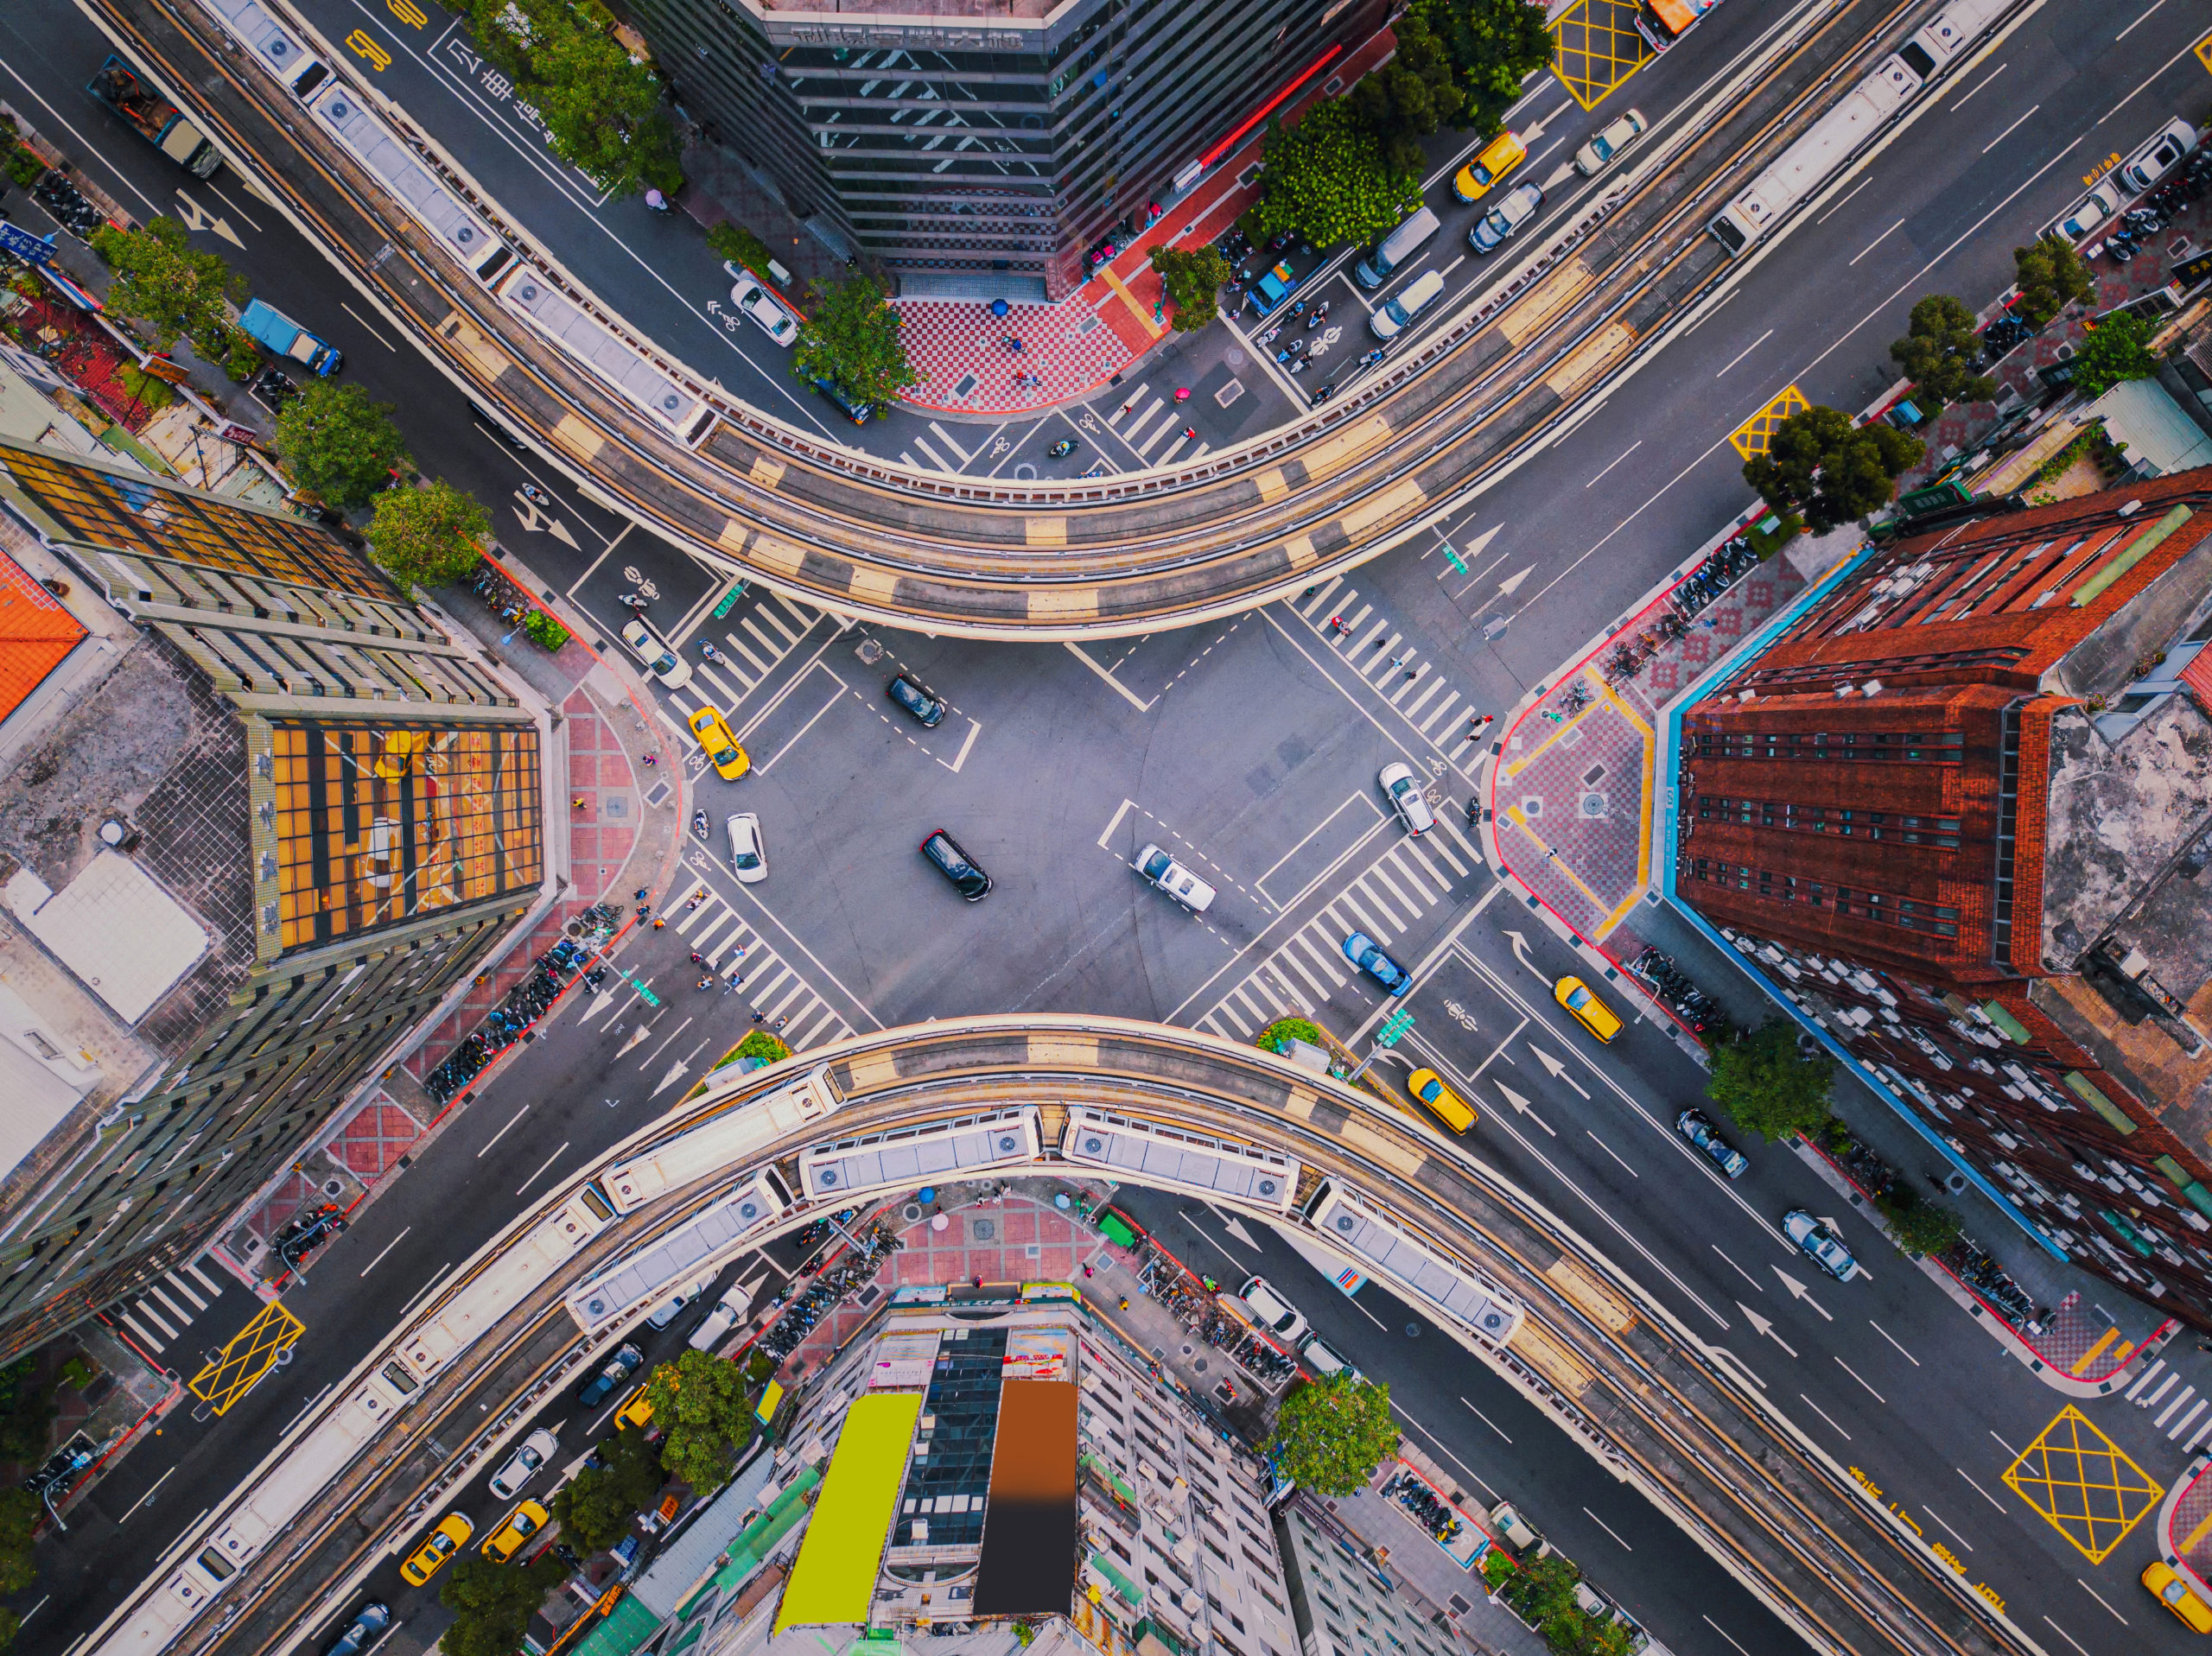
[1370,270,1446,340]
[1353,206,1440,289]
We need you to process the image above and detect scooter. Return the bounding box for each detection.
[519,483,552,507]
[692,808,710,841]
[701,641,726,663]
[619,592,649,611]
[1048,439,1077,458]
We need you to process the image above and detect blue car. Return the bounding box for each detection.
[576,1342,643,1407]
[1342,932,1414,996]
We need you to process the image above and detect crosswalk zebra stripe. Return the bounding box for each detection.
[133,1300,179,1341]
[145,1283,193,1325]
[2174,1398,2209,1438]
[183,1259,223,1296]
[161,1270,208,1312]
[119,1312,164,1353]
[1349,881,1405,932]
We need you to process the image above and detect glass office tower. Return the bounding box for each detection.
[626,0,1384,298]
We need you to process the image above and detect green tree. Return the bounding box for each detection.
[551,1426,664,1552]
[367,480,491,588]
[791,275,918,411]
[274,382,412,510]
[1429,0,1557,138]
[1346,5,1466,174]
[439,1553,565,1656]
[645,1348,757,1493]
[2070,309,2160,397]
[2012,235,2094,328]
[1880,1189,1962,1257]
[1707,1019,1834,1144]
[1149,245,1230,332]
[529,24,683,196]
[88,218,245,356]
[0,1361,54,1465]
[1499,1551,1580,1624]
[1888,295,1997,410]
[707,222,775,276]
[1742,404,1923,533]
[1267,1374,1396,1496]
[1256,99,1423,248]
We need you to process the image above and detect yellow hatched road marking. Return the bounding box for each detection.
[2196,32,2212,74]
[1730,384,1808,460]
[190,1300,303,1415]
[2000,1405,2161,1564]
[1552,0,1656,111]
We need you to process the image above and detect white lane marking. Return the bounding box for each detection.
[359,1226,412,1277]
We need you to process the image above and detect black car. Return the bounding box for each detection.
[576,1341,644,1406]
[887,671,947,727]
[920,829,992,900]
[324,1603,391,1656]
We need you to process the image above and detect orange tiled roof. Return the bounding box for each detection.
[0,550,87,724]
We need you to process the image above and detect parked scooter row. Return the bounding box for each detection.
[1629,947,1725,1036]
[30,170,104,238]
[1381,1470,1463,1545]
[422,917,616,1102]
[471,559,532,625]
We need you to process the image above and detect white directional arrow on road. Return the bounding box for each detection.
[617,1024,652,1057]
[173,191,243,248]
[1525,1044,1591,1100]
[1503,930,1548,983]
[1217,1213,1259,1249]
[1737,1301,1800,1357]
[652,1059,692,1097]
[1771,1266,1834,1321]
[1497,565,1535,598]
[1491,1082,1556,1136]
[512,494,580,548]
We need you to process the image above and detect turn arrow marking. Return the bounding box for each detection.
[1491,1081,1556,1136]
[1771,1266,1834,1322]
[1526,1044,1591,1100]
[1737,1301,1800,1357]
[1503,930,1548,983]
[652,1060,692,1097]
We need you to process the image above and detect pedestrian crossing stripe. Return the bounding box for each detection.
[666,593,823,723]
[1731,384,1809,460]
[1292,578,1481,744]
[115,1258,232,1354]
[665,891,854,1051]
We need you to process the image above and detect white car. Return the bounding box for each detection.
[2120,117,2197,191]
[727,812,766,884]
[620,619,692,689]
[1135,843,1216,913]
[647,1279,706,1329]
[729,276,798,347]
[1378,761,1434,836]
[1573,108,1646,176]
[487,1426,558,1500]
[688,1291,750,1352]
[2050,179,2126,244]
[1469,181,1544,254]
[1297,1330,1363,1382]
[1782,1209,1858,1281]
[1236,1275,1309,1345]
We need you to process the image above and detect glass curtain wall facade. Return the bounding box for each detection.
[627,0,1377,298]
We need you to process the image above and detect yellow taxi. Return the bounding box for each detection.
[1452,130,1527,203]
[614,1383,656,1431]
[1554,975,1622,1044]
[482,1499,549,1563]
[400,1512,472,1584]
[687,706,751,780]
[2145,1560,2212,1633]
[1406,1068,1476,1133]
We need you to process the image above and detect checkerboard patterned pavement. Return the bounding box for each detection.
[896,291,1138,416]
[1496,563,1803,947]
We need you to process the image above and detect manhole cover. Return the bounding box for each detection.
[855,638,886,664]
[1192,1357,1208,1373]
[901,1202,923,1221]
[1014,463,1038,480]
[642,779,672,809]
[1224,348,1245,369]
[1405,1323,1421,1338]
[1217,378,1245,408]
[1522,796,1543,818]
[1078,315,1099,333]
[952,372,979,398]
[1179,1343,1195,1357]
[1580,792,1607,818]
[971,1218,995,1240]
[603,796,628,818]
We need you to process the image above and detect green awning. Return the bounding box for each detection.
[570,1595,660,1656]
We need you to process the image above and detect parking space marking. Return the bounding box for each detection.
[189,1301,303,1415]
[2000,1405,2161,1564]
[1730,384,1810,459]
[1552,0,1656,111]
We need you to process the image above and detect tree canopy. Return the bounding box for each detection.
[439,1553,566,1656]
[1888,295,1997,410]
[1346,6,1467,174]
[1707,1019,1834,1144]
[2012,236,2093,328]
[1150,245,1230,333]
[1256,98,1423,249]
[464,0,681,197]
[88,218,257,376]
[552,1425,664,1552]
[1427,0,1556,138]
[2069,309,2160,397]
[1743,404,1923,532]
[1268,1374,1396,1496]
[791,275,919,411]
[367,480,491,589]
[0,1360,54,1464]
[274,382,413,509]
[645,1349,757,1492]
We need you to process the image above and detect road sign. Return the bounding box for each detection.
[1440,542,1468,574]
[635,983,662,1007]
[0,225,56,266]
[1375,1010,1415,1047]
[710,581,749,619]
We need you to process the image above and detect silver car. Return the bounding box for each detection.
[1470,181,1545,254]
[2050,179,2125,244]
[1573,108,1646,176]
[487,1426,558,1500]
[1379,761,1434,836]
[1782,1209,1857,1281]
[1135,843,1216,913]
[620,619,691,689]
[1236,1275,1310,1344]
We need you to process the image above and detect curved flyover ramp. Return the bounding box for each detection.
[94,1018,2029,1656]
[79,0,1976,635]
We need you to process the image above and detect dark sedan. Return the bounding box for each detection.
[921,829,991,900]
[575,1342,643,1407]
[888,671,947,726]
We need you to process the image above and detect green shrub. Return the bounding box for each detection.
[3,148,44,189]
[522,611,569,650]
[707,222,774,277]
[1256,1017,1325,1054]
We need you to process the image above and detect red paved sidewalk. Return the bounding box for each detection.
[893,27,1399,416]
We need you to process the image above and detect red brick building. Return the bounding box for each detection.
[1679,467,2212,1329]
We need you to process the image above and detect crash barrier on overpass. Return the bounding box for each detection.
[91,1017,2031,1656]
[83,0,2023,635]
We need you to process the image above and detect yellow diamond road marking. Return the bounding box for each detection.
[190,1300,303,1415]
[2196,31,2212,74]
[2000,1405,2161,1564]
[1731,384,1809,460]
[1552,0,1656,111]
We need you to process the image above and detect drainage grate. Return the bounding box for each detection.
[952,372,979,398]
[1582,763,1607,786]
[1580,792,1607,818]
[1217,378,1245,407]
[642,779,672,809]
[1448,1596,1472,1616]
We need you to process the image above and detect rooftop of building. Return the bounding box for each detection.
[750,0,1065,29]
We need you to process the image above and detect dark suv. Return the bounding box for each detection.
[888,671,947,727]
[576,1342,643,1407]
[921,830,992,900]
